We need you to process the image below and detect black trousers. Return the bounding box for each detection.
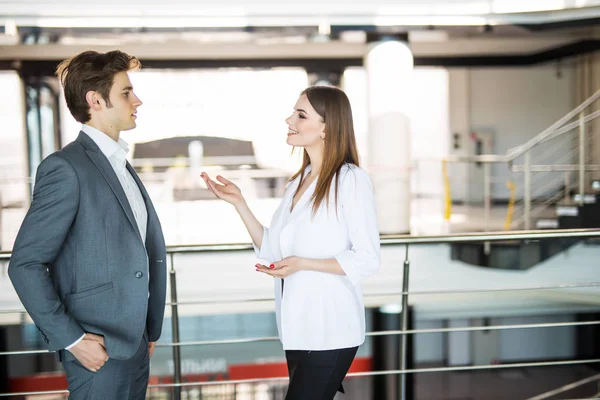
[285,346,358,400]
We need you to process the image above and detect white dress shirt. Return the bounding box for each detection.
[255,163,381,351]
[66,124,148,350]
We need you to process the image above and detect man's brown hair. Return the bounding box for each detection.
[56,50,141,123]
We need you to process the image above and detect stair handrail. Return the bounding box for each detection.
[505,87,600,160]
[531,108,600,148]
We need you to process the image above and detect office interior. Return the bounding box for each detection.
[1,1,600,399]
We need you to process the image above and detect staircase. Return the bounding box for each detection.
[506,88,600,232]
[449,88,600,270]
[556,182,600,230]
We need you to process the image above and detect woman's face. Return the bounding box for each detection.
[285,94,326,149]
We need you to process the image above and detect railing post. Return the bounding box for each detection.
[0,191,3,251]
[524,151,531,230]
[373,243,413,400]
[372,307,400,400]
[400,244,410,400]
[169,253,182,400]
[483,162,491,232]
[483,162,492,254]
[564,172,571,203]
[579,111,586,206]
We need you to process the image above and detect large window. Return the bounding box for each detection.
[60,68,309,245]
[0,72,28,251]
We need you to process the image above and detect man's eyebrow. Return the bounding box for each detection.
[122,86,133,91]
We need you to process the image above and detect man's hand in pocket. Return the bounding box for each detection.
[68,333,109,372]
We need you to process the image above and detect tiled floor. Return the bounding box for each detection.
[413,365,599,400]
[337,365,600,400]
[0,199,540,251]
[409,200,554,235]
[8,364,600,399]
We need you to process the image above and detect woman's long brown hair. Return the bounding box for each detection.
[289,86,360,215]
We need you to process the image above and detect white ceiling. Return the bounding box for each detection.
[1,1,599,61]
[1,1,600,28]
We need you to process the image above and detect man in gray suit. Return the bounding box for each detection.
[8,50,167,399]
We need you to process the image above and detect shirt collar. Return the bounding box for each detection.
[81,124,129,161]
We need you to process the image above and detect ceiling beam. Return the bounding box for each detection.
[0,37,579,60]
[2,40,599,77]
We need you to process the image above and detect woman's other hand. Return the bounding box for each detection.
[200,172,245,208]
[255,257,305,278]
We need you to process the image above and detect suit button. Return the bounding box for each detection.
[135,271,143,279]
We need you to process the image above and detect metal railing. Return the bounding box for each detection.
[442,87,600,232]
[525,373,600,400]
[1,228,600,399]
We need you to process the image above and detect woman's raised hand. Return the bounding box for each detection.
[200,172,245,207]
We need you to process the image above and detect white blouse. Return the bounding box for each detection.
[254,163,381,350]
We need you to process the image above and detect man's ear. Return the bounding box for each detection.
[85,90,103,111]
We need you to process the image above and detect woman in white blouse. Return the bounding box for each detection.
[201,85,380,399]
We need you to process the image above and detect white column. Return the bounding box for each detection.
[448,69,470,205]
[341,67,369,168]
[365,39,414,234]
[447,319,472,366]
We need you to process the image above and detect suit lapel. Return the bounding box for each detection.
[127,162,148,204]
[126,161,157,221]
[78,132,141,239]
[127,161,161,246]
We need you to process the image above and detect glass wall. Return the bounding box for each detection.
[0,72,28,251]
[60,68,311,246]
[4,66,452,249]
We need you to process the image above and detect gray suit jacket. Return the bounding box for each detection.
[8,131,167,360]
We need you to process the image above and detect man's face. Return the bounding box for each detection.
[102,71,142,133]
